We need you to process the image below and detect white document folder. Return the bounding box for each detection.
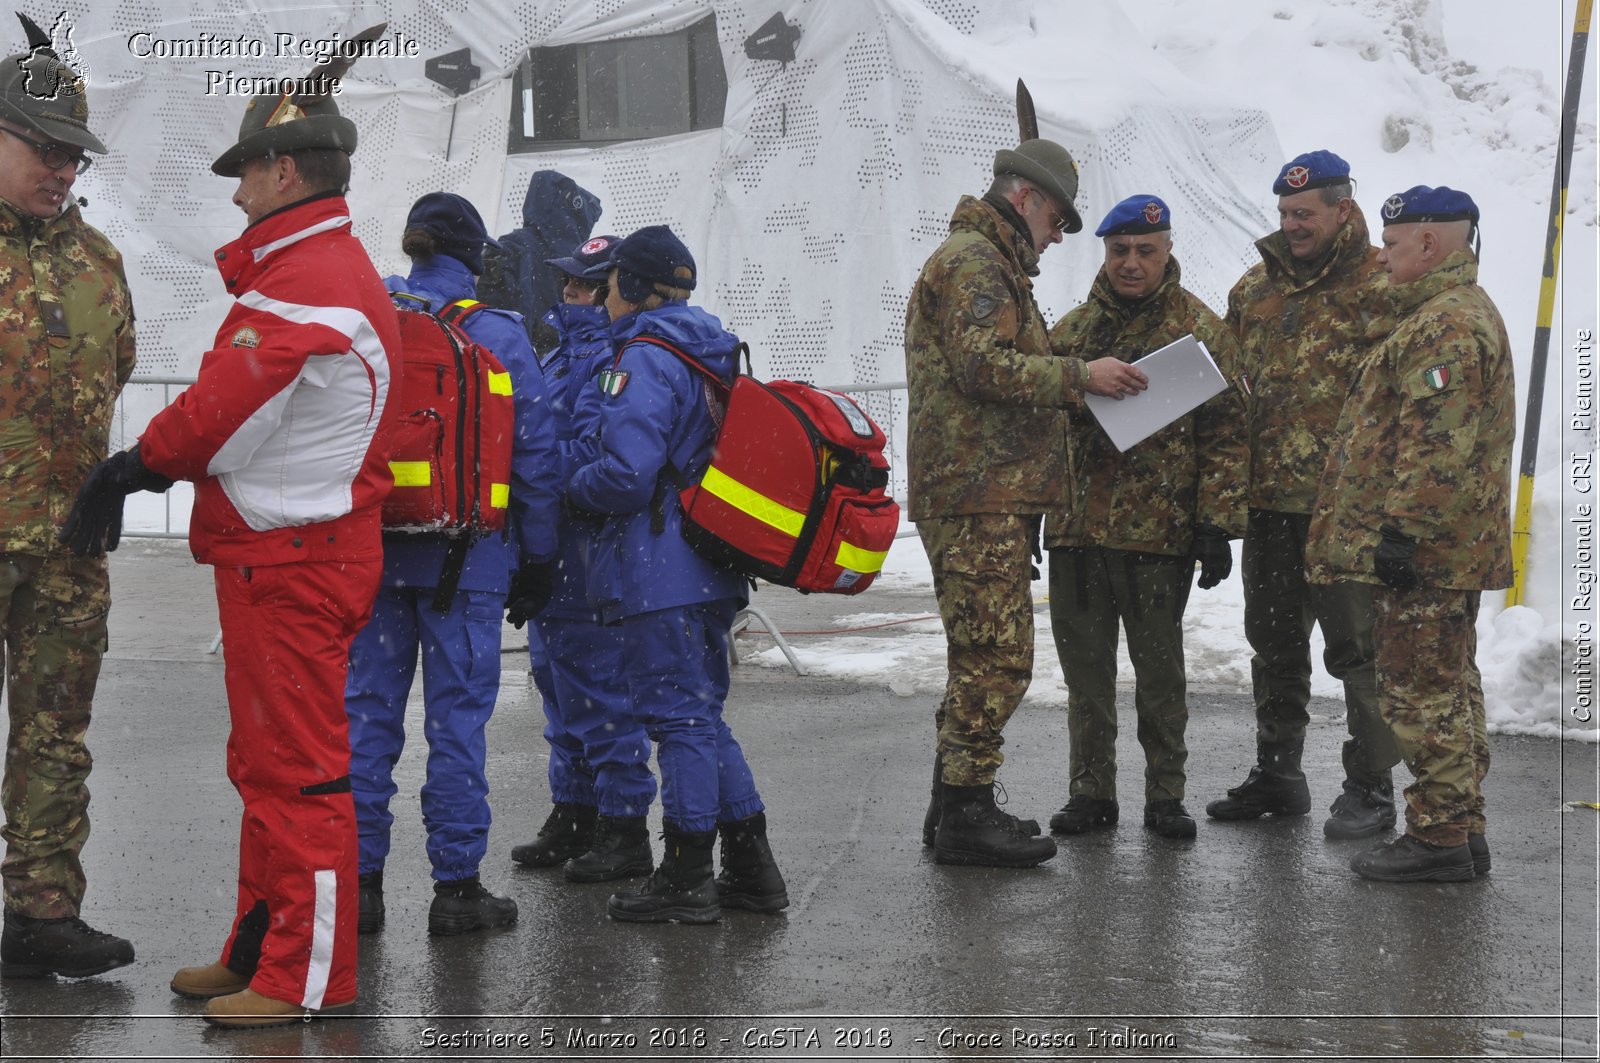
[1082,333,1228,453]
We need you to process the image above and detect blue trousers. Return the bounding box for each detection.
[622,599,763,833]
[530,614,656,817]
[345,586,502,882]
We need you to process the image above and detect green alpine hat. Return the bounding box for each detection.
[993,138,1083,234]
[0,48,106,155]
[211,90,357,177]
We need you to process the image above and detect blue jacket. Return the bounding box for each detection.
[540,301,614,619]
[479,171,603,348]
[566,302,748,624]
[381,255,560,593]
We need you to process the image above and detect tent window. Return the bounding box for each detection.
[512,15,727,151]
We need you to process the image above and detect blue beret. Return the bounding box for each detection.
[1379,185,1480,226]
[1272,150,1351,195]
[405,192,500,275]
[545,234,622,280]
[1095,194,1172,237]
[608,224,697,303]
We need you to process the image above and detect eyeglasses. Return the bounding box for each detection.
[1031,188,1068,234]
[0,126,92,174]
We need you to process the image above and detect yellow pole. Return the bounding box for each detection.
[1508,0,1592,606]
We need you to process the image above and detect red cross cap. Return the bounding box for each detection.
[1284,165,1311,189]
[1142,201,1165,225]
[580,237,612,256]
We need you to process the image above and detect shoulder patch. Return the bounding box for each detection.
[966,293,999,323]
[596,367,630,397]
[1403,360,1463,400]
[230,326,260,349]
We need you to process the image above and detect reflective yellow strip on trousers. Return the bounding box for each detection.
[390,461,431,487]
[700,466,804,538]
[835,539,888,574]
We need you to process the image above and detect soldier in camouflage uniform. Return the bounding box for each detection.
[1044,196,1248,842]
[1307,186,1511,882]
[1206,150,1404,839]
[905,138,1148,868]
[0,27,138,978]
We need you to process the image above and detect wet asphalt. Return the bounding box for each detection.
[0,539,1595,1062]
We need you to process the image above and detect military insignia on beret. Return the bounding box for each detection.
[1142,201,1164,225]
[230,326,260,348]
[1383,194,1406,220]
[968,294,998,322]
[1284,165,1310,189]
[597,368,630,396]
[1424,365,1451,390]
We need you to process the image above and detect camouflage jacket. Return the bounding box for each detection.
[1043,258,1249,555]
[905,194,1086,520]
[1306,252,1514,590]
[0,200,136,554]
[1228,202,1395,515]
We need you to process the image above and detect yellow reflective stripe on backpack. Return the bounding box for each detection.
[487,371,512,396]
[700,466,804,538]
[490,482,510,509]
[390,461,432,487]
[835,539,889,574]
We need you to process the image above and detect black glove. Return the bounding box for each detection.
[58,445,175,557]
[1192,523,1233,590]
[505,560,555,629]
[1374,524,1419,591]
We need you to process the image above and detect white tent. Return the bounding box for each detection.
[53,0,1283,501]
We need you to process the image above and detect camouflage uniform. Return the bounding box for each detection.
[1228,202,1399,782]
[0,198,135,918]
[906,194,1087,786]
[1045,257,1248,802]
[1307,251,1512,845]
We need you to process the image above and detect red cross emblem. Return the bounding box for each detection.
[1143,201,1164,225]
[581,237,611,255]
[1284,165,1311,188]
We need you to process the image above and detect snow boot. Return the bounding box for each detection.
[511,802,597,868]
[565,815,654,883]
[0,910,134,979]
[1322,775,1397,839]
[933,785,1056,868]
[427,876,518,935]
[715,812,789,913]
[608,825,721,924]
[171,962,250,999]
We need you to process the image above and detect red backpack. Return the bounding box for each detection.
[628,335,900,595]
[382,296,515,608]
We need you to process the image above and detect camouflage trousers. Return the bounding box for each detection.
[1374,587,1488,846]
[1049,546,1193,803]
[0,551,110,918]
[919,513,1039,787]
[1243,509,1397,782]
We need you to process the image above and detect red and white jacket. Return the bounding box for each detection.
[141,193,401,566]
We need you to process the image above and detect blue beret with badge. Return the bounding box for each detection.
[1095,194,1172,237]
[1379,185,1480,225]
[1272,149,1351,195]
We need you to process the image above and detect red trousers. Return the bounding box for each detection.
[213,559,379,1010]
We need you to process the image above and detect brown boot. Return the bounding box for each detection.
[170,962,249,999]
[203,987,353,1028]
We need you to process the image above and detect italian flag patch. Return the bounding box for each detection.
[597,368,630,396]
[1424,365,1451,390]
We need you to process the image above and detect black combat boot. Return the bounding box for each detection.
[1205,765,1311,820]
[1143,799,1197,839]
[1,910,135,979]
[1049,795,1119,835]
[1468,833,1491,875]
[511,802,598,868]
[923,759,1040,846]
[1322,775,1397,839]
[608,826,721,924]
[357,870,385,934]
[934,785,1057,868]
[1349,833,1475,883]
[565,816,654,883]
[715,812,789,913]
[427,876,519,935]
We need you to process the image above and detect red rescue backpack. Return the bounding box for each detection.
[627,335,900,595]
[382,295,516,608]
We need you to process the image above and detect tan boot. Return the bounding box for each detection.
[170,962,249,1000]
[203,987,353,1028]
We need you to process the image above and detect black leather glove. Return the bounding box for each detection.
[59,445,175,557]
[505,560,556,629]
[1192,523,1233,590]
[1374,524,1419,591]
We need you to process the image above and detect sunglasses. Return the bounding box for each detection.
[1031,188,1069,234]
[1,126,92,174]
